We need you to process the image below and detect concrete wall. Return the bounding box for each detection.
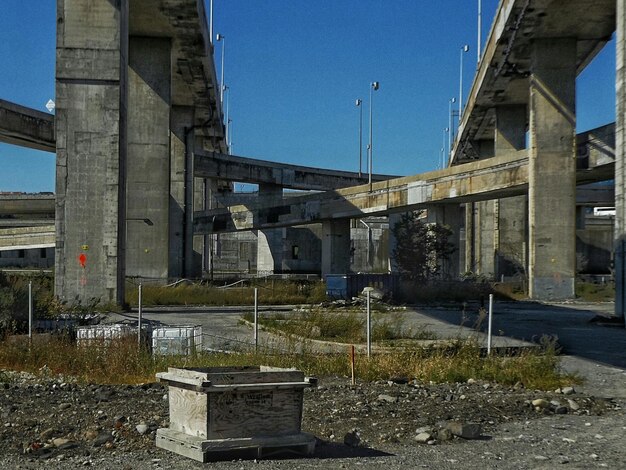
[55,0,129,304]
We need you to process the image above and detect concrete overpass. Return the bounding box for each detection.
[1,0,624,306]
[0,100,55,152]
[451,0,615,165]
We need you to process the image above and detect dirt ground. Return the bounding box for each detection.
[1,300,626,469]
[0,369,624,469]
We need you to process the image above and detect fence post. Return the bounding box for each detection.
[487,293,494,354]
[366,290,371,358]
[254,288,259,351]
[138,283,143,346]
[28,281,33,341]
[350,345,356,385]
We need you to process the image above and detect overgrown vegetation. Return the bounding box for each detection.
[0,272,106,335]
[575,280,614,302]
[125,280,327,307]
[241,309,436,344]
[391,211,455,281]
[0,335,574,390]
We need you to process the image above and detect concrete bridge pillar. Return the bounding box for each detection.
[528,38,577,299]
[494,105,528,281]
[125,37,171,281]
[169,106,194,279]
[256,184,285,274]
[55,0,129,304]
[321,219,351,276]
[615,1,626,321]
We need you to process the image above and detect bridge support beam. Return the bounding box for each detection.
[616,1,626,322]
[55,0,129,304]
[494,105,528,281]
[321,219,351,277]
[125,37,171,281]
[528,38,577,300]
[257,184,285,274]
[169,106,194,279]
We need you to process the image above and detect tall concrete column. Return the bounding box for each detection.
[256,184,285,274]
[126,37,171,281]
[55,0,129,304]
[475,200,496,278]
[387,213,402,273]
[616,1,626,321]
[464,203,476,274]
[169,106,194,279]
[321,219,351,276]
[494,105,528,281]
[196,178,218,278]
[528,38,577,299]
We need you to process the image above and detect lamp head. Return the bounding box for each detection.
[372,81,380,90]
[462,44,469,52]
[356,99,362,106]
[216,33,224,41]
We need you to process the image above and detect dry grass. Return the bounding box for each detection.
[242,309,436,344]
[125,281,327,307]
[0,334,574,390]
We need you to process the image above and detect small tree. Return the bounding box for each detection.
[391,211,455,281]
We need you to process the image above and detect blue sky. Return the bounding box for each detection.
[0,0,616,193]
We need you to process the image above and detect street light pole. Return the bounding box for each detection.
[224,85,230,152]
[442,128,448,169]
[448,97,456,157]
[209,0,214,44]
[216,33,225,105]
[368,81,379,190]
[459,44,469,121]
[356,99,363,177]
[477,0,482,64]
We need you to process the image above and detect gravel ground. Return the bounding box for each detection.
[1,369,625,469]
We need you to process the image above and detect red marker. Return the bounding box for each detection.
[78,253,87,269]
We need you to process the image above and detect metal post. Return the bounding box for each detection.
[138,283,143,346]
[366,291,371,358]
[477,0,482,64]
[28,281,33,341]
[217,34,226,105]
[356,99,363,177]
[487,293,493,354]
[368,82,379,191]
[350,345,356,386]
[225,85,230,150]
[442,128,447,169]
[459,45,469,119]
[254,288,259,351]
[209,0,214,45]
[448,97,456,156]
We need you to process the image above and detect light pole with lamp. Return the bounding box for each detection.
[442,128,448,169]
[477,0,482,64]
[228,118,233,154]
[448,97,456,157]
[356,98,363,177]
[459,44,469,121]
[224,84,230,152]
[368,81,379,190]
[216,33,226,106]
[209,0,214,44]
